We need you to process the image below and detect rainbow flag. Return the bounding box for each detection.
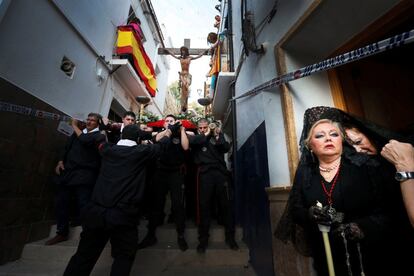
[116,25,157,96]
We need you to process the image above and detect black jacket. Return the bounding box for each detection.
[189,133,230,173]
[60,131,105,186]
[92,140,166,210]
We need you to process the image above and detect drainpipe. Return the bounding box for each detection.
[228,0,234,72]
[230,80,237,155]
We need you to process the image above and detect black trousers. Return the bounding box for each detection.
[63,224,138,276]
[56,184,93,236]
[147,168,186,235]
[197,168,235,243]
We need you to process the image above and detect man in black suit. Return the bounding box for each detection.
[138,115,190,251]
[189,118,238,253]
[46,113,105,246]
[63,124,169,275]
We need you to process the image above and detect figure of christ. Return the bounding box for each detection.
[166,47,207,112]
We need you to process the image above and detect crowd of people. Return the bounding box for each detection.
[44,105,414,275]
[45,111,238,275]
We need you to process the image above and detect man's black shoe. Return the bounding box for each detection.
[177,236,188,251]
[137,235,157,249]
[225,238,239,250]
[70,220,81,227]
[45,234,68,246]
[197,242,207,254]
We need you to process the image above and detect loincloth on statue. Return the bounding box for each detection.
[179,72,192,86]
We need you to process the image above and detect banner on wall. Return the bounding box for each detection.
[116,25,157,97]
[0,101,75,136]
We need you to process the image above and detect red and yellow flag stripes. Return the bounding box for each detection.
[116,26,157,97]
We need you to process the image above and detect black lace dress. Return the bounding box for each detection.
[290,155,395,276]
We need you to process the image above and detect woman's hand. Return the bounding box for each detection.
[381,140,414,171]
[55,161,65,175]
[334,223,364,241]
[308,205,333,226]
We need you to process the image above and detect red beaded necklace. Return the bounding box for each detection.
[320,164,341,205]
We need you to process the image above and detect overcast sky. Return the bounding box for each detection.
[151,0,219,102]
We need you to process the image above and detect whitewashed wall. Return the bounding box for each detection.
[0,0,168,119]
[232,0,314,186]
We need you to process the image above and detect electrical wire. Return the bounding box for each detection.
[255,0,279,35]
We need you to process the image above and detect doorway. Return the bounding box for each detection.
[108,99,125,123]
[332,3,414,135]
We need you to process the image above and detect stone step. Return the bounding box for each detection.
[0,259,256,276]
[0,238,255,276]
[22,239,248,266]
[0,221,255,276]
[0,259,65,276]
[49,223,244,243]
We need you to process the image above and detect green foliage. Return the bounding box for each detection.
[176,111,215,125]
[193,105,204,115]
[140,110,160,123]
[168,81,181,101]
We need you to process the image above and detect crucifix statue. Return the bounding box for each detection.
[159,39,209,112]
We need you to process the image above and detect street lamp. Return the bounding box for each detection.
[197,97,211,116]
[196,89,203,97]
[135,96,151,123]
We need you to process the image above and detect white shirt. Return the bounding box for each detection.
[83,127,99,134]
[117,139,137,147]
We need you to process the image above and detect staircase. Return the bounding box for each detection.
[0,222,256,275]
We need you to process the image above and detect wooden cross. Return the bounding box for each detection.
[158,38,209,55]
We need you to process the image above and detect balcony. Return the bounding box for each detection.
[109,59,162,114]
[211,72,236,121]
[109,59,153,99]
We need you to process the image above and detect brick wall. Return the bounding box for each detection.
[0,78,67,264]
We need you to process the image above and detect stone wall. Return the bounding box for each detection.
[266,186,314,276]
[0,78,68,264]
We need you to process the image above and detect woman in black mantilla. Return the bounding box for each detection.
[275,107,396,276]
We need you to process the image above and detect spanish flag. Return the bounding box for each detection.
[116,26,157,97]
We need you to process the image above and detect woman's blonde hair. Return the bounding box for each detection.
[304,119,344,150]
